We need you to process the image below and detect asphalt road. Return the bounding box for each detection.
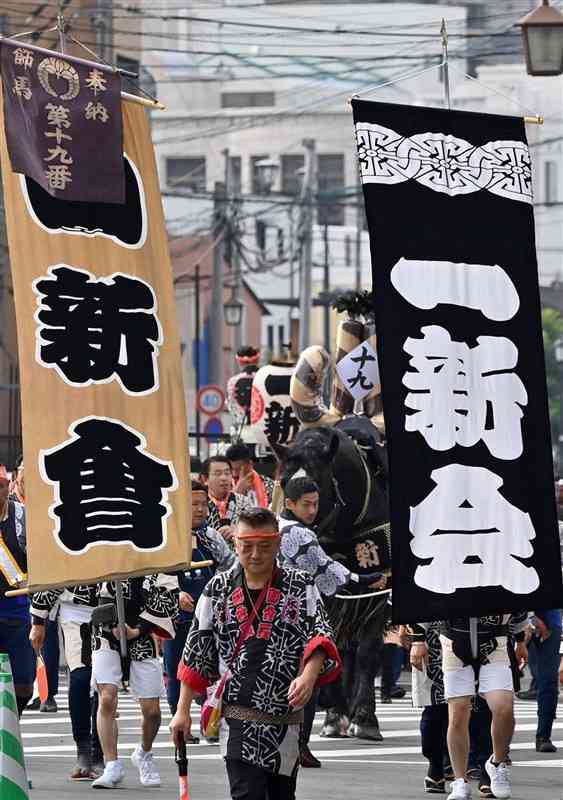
[19,677,561,800]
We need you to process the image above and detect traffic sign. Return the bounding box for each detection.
[197,384,225,416]
[204,416,224,443]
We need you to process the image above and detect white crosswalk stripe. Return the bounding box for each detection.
[20,684,562,772]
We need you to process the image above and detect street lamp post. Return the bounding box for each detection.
[555,338,563,474]
[255,158,280,195]
[519,0,563,76]
[224,294,244,328]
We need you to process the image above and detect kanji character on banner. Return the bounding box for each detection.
[264,401,300,446]
[41,417,177,554]
[410,463,539,595]
[33,265,163,395]
[403,325,527,460]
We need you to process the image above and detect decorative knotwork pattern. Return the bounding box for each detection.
[356,122,532,204]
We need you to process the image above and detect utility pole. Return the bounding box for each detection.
[96,0,114,63]
[355,181,363,292]
[298,138,316,353]
[228,157,244,356]
[194,263,201,460]
[208,179,227,387]
[323,221,330,352]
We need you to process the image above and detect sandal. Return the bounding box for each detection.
[69,765,93,781]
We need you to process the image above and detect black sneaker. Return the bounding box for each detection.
[28,697,40,711]
[536,737,557,753]
[516,689,537,701]
[299,745,322,768]
[389,686,406,699]
[39,697,58,713]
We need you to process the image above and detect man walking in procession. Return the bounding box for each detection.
[170,508,341,800]
[440,614,529,800]
[278,475,385,765]
[202,455,252,541]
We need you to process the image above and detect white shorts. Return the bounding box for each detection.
[440,635,513,699]
[443,662,514,699]
[92,650,164,699]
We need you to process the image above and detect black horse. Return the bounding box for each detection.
[281,416,391,740]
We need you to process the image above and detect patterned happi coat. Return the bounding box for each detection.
[179,563,341,776]
[32,574,179,661]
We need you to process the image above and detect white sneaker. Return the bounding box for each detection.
[447,778,472,800]
[131,745,161,788]
[91,760,125,789]
[485,756,511,799]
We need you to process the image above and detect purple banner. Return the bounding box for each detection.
[1,39,124,204]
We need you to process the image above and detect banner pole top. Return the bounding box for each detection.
[57,0,68,54]
[346,96,544,125]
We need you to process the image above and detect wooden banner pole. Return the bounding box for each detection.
[4,561,213,597]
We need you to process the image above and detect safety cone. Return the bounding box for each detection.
[0,654,30,799]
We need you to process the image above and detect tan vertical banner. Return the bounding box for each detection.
[0,93,191,591]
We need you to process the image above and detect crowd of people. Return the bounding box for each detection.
[0,447,561,799]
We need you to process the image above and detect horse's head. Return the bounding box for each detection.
[281,423,390,556]
[281,427,340,530]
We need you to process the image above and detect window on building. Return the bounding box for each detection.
[344,234,352,267]
[251,155,269,194]
[281,154,305,196]
[166,157,206,193]
[228,156,242,195]
[278,325,285,354]
[116,53,141,94]
[256,220,267,253]
[318,154,345,226]
[221,92,275,108]
[267,325,274,353]
[277,228,285,261]
[545,160,558,204]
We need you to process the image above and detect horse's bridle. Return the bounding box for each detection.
[316,439,376,536]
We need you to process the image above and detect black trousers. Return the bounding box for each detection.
[420,704,449,778]
[300,690,318,748]
[225,759,297,800]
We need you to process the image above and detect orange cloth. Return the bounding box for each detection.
[235,528,280,541]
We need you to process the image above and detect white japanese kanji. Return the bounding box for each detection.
[45,164,72,190]
[45,145,73,165]
[85,101,109,123]
[12,76,32,100]
[85,68,107,95]
[13,48,34,70]
[45,103,71,129]
[390,257,520,322]
[403,325,527,460]
[410,464,539,595]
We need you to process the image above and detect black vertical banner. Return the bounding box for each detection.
[353,99,563,623]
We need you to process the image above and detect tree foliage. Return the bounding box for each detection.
[542,308,563,444]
